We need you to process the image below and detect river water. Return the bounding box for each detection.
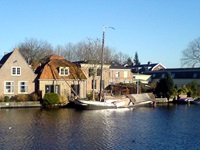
[0,104,200,150]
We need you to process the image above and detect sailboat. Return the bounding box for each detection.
[72,26,155,110]
[73,92,155,110]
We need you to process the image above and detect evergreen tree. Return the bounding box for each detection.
[166,72,175,99]
[126,57,133,66]
[134,52,140,65]
[155,72,174,99]
[186,80,199,97]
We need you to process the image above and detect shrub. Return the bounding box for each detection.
[4,96,9,102]
[60,95,69,104]
[29,93,39,101]
[86,93,93,100]
[42,93,60,107]
[11,94,29,102]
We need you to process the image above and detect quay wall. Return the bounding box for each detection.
[155,98,172,103]
[0,101,42,108]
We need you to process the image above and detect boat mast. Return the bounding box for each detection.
[99,27,105,101]
[99,26,115,101]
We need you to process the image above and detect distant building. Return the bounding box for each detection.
[109,61,133,84]
[143,68,200,88]
[130,62,166,73]
[73,60,110,94]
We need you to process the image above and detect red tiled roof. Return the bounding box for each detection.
[39,55,86,80]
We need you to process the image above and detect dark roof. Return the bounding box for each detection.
[133,63,159,68]
[129,63,163,73]
[143,67,200,79]
[0,51,12,66]
[110,61,130,69]
[73,60,110,67]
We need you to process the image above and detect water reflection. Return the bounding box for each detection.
[0,105,200,149]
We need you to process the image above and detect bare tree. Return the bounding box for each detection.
[113,52,130,64]
[18,38,53,66]
[181,37,200,67]
[54,43,77,61]
[16,37,132,67]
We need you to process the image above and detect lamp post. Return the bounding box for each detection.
[99,26,115,101]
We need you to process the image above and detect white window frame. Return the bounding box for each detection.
[59,67,70,76]
[4,81,14,94]
[12,66,21,76]
[18,81,28,94]
[116,72,120,78]
[124,71,128,78]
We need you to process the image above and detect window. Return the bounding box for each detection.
[45,85,60,95]
[89,68,94,77]
[124,71,128,78]
[59,67,70,76]
[4,81,14,94]
[19,81,28,93]
[171,73,175,79]
[97,68,101,76]
[193,73,197,78]
[45,85,54,93]
[161,73,165,78]
[92,80,97,89]
[116,72,120,78]
[12,67,21,76]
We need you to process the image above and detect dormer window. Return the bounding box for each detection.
[12,66,21,76]
[59,67,70,76]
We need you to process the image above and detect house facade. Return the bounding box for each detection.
[74,60,110,94]
[144,68,200,88]
[0,48,36,97]
[109,61,133,84]
[36,55,87,99]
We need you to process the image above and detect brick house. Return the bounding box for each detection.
[36,55,87,99]
[73,60,110,94]
[109,61,133,84]
[0,48,36,97]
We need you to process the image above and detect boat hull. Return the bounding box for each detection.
[73,100,117,110]
[72,99,154,110]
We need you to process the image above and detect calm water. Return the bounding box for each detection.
[0,104,200,150]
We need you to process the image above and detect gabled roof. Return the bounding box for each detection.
[130,62,166,73]
[38,55,86,80]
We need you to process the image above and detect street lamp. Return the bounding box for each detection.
[99,26,115,101]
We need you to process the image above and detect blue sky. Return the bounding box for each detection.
[1,0,200,68]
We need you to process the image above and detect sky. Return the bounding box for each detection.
[1,0,200,68]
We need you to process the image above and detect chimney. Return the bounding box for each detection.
[148,61,151,65]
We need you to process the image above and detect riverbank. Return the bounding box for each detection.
[0,101,42,108]
[0,98,171,109]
